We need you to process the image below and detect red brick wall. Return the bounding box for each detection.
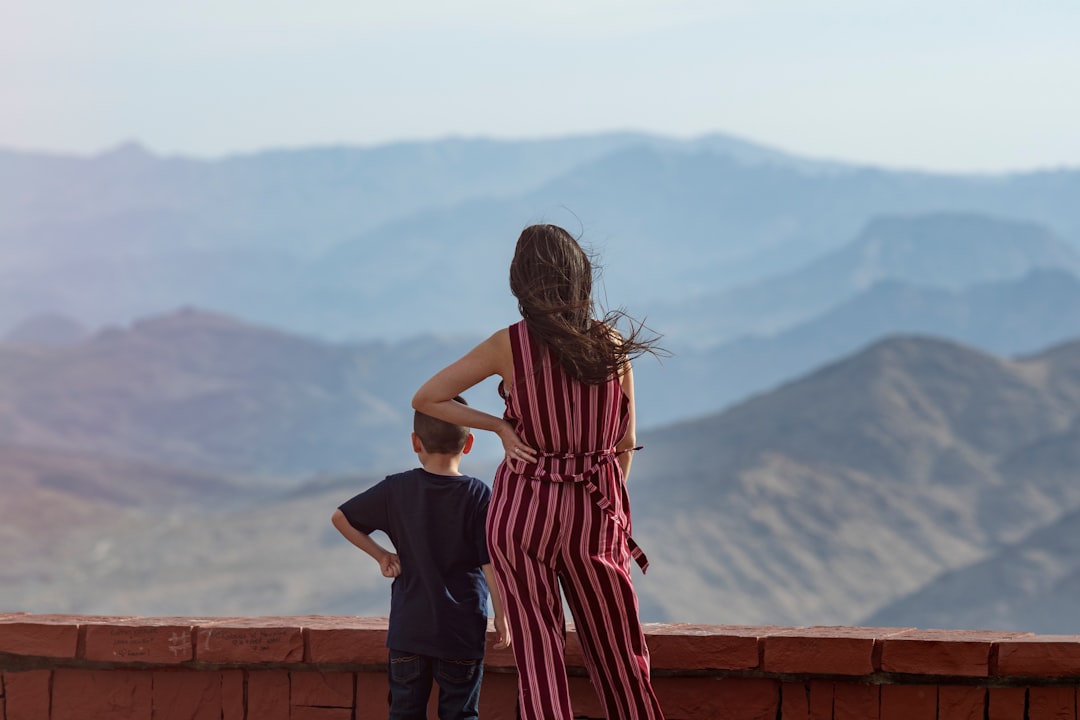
[2,613,1079,719]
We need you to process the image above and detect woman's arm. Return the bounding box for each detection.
[616,361,637,480]
[412,329,536,462]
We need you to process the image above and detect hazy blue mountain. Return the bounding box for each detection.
[301,160,1080,341]
[651,212,1080,346]
[3,135,1080,342]
[634,267,1080,425]
[4,312,87,347]
[0,135,672,254]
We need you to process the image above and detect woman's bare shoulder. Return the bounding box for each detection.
[484,326,512,347]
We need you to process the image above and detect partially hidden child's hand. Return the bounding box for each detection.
[492,614,511,650]
[379,553,401,578]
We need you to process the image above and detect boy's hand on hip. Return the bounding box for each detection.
[380,553,402,578]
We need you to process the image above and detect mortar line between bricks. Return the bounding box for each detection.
[647,668,1080,688]
[6,655,1080,689]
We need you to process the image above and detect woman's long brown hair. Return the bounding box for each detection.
[509,224,663,385]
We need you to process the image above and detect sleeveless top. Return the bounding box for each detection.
[497,320,648,572]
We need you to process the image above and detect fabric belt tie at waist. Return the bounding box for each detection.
[515,446,649,574]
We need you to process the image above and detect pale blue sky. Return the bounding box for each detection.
[3,0,1078,172]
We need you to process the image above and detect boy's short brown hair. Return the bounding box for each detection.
[413,395,471,454]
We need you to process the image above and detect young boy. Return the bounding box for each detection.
[332,396,509,720]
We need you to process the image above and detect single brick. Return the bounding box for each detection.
[3,670,52,720]
[478,672,519,720]
[1028,686,1076,720]
[938,686,985,720]
[564,626,586,667]
[247,670,290,720]
[881,684,936,720]
[355,671,390,720]
[995,636,1080,677]
[834,681,880,720]
[304,616,387,664]
[880,629,1028,677]
[0,618,79,658]
[52,669,152,720]
[568,674,604,718]
[195,619,303,664]
[655,677,778,719]
[647,623,761,671]
[987,687,1026,720]
[780,681,810,720]
[291,671,354,708]
[221,669,245,720]
[83,621,194,663]
[808,679,834,720]
[151,671,222,720]
[764,626,902,675]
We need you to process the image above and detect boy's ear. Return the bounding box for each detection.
[462,433,474,455]
[411,432,423,454]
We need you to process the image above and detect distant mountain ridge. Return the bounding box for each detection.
[4,256,1078,483]
[634,266,1080,425]
[2,133,1079,341]
[651,212,1080,346]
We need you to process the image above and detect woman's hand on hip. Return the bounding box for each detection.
[497,421,537,464]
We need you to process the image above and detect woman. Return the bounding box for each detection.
[413,224,665,719]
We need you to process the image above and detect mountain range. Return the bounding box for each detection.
[3,133,1079,344]
[4,330,1078,632]
[3,132,1080,632]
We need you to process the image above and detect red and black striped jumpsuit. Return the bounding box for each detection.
[487,320,665,719]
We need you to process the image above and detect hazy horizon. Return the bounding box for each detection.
[4,1,1079,173]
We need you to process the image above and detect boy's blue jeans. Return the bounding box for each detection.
[388,648,483,720]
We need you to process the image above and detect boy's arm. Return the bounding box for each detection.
[331,509,401,578]
[481,563,511,650]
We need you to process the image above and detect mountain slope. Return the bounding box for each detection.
[628,336,1080,627]
[0,443,250,603]
[863,485,1080,633]
[0,308,493,477]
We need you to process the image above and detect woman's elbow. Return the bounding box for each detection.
[411,387,433,413]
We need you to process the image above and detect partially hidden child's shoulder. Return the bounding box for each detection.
[465,475,492,504]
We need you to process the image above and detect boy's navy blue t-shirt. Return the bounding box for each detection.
[338,468,491,659]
